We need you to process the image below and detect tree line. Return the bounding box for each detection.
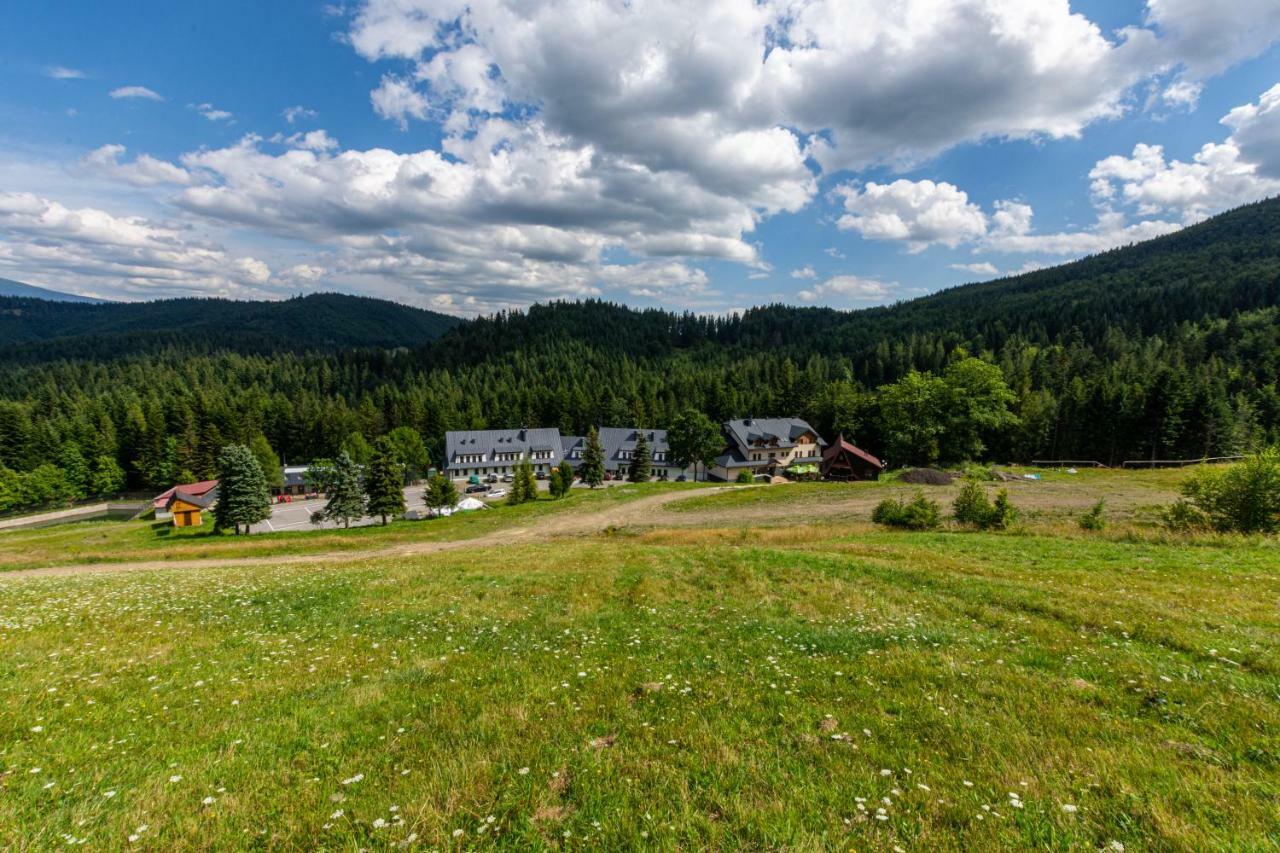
[2,197,1278,514]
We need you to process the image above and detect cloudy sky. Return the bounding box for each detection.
[1,1,1278,315]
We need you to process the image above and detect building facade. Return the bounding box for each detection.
[820,434,885,481]
[561,428,693,480]
[709,417,826,481]
[443,427,565,479]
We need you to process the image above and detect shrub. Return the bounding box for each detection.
[960,464,998,481]
[873,491,942,530]
[953,482,1017,530]
[987,489,1017,530]
[952,480,992,526]
[736,470,754,484]
[1167,449,1280,534]
[1079,498,1107,531]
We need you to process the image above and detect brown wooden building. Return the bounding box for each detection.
[166,489,216,527]
[820,435,885,481]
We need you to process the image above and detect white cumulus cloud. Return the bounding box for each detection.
[834,180,990,252]
[109,86,163,101]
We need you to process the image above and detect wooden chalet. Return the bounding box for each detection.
[152,479,219,520]
[820,435,885,481]
[166,488,217,527]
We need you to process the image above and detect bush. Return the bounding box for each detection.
[873,491,942,530]
[736,470,754,484]
[952,482,1017,530]
[1166,449,1280,534]
[952,480,992,526]
[960,464,998,481]
[987,490,1017,530]
[1079,499,1107,531]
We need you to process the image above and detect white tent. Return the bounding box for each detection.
[408,496,490,519]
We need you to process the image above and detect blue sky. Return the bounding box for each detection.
[1,1,1278,315]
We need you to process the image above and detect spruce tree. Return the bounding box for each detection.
[628,432,652,482]
[581,427,606,488]
[424,473,459,517]
[322,451,366,529]
[364,436,406,525]
[508,455,537,505]
[213,444,272,535]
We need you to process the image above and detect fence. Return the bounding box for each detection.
[1030,460,1109,468]
[1120,456,1245,469]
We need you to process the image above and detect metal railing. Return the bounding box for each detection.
[1121,456,1245,469]
[1030,460,1108,468]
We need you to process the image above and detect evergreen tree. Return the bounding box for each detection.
[364,436,406,525]
[628,431,652,482]
[424,473,459,517]
[508,455,538,505]
[322,451,366,528]
[580,427,606,488]
[249,433,284,489]
[213,444,271,535]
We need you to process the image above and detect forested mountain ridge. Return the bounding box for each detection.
[423,196,1280,368]
[0,292,460,359]
[0,197,1278,509]
[0,277,108,304]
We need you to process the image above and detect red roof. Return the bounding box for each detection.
[153,480,219,509]
[822,435,884,470]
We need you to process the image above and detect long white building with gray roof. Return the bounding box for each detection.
[443,427,565,479]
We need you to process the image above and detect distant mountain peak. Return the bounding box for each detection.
[0,278,109,304]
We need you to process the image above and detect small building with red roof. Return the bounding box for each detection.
[820,435,884,481]
[152,480,219,520]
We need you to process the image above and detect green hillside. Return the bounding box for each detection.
[0,199,1278,503]
[0,292,460,359]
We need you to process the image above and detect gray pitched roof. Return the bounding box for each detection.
[444,427,565,469]
[559,427,686,468]
[597,427,670,462]
[724,417,825,451]
[168,487,218,509]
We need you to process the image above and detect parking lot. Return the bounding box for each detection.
[245,476,639,534]
[248,484,429,533]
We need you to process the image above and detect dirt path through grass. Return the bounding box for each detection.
[1,488,732,580]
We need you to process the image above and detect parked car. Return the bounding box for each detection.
[465,484,489,494]
[486,473,499,483]
[487,488,507,499]
[535,471,546,480]
[501,474,514,483]
[675,475,688,482]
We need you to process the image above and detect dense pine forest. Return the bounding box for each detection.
[1,197,1278,512]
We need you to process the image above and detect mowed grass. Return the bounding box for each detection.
[0,483,704,573]
[665,468,1190,528]
[2,528,1278,849]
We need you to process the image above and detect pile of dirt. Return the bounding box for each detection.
[899,468,955,485]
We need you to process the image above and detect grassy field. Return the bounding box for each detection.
[0,483,704,573]
[1,471,1278,849]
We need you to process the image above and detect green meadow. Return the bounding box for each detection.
[1,476,1278,849]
